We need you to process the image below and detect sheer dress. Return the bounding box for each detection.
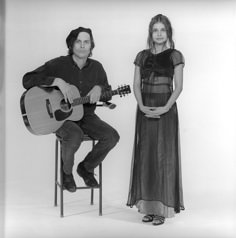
[127,48,185,218]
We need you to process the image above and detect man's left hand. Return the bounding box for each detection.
[87,85,102,104]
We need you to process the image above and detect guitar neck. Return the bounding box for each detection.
[72,89,119,106]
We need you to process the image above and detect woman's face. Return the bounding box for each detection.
[152,22,168,45]
[73,32,91,59]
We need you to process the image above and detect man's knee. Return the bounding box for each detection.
[106,129,120,148]
[67,125,84,148]
[57,121,84,147]
[70,130,84,147]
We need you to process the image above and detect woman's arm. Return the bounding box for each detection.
[165,64,183,110]
[146,64,183,117]
[133,66,160,117]
[133,66,143,107]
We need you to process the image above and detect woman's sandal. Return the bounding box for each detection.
[142,214,154,222]
[152,215,165,226]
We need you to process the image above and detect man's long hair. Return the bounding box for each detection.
[66,27,95,57]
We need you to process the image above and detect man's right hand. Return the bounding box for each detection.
[52,78,75,104]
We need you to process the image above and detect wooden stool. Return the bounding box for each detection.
[54,134,102,217]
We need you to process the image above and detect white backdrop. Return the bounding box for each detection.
[4,0,236,236]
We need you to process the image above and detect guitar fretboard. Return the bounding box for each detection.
[72,89,119,106]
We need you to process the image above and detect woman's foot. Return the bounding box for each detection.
[142,214,154,222]
[152,215,165,226]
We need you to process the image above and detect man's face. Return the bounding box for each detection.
[73,32,91,59]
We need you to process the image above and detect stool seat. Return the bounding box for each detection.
[56,134,93,142]
[54,134,102,217]
[82,134,94,141]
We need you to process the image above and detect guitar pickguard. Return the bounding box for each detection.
[54,109,73,121]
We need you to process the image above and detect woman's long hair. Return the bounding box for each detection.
[147,14,175,50]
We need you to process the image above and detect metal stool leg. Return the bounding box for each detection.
[59,140,64,217]
[99,163,102,216]
[54,136,102,217]
[90,188,94,205]
[90,139,95,205]
[54,139,58,207]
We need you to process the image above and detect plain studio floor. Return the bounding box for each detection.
[2,179,236,238]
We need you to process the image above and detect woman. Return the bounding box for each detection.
[127,14,185,225]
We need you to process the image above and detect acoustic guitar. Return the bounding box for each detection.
[20,85,131,135]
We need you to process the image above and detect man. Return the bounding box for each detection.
[23,27,120,192]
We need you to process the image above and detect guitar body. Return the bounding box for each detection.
[20,85,83,135]
[20,84,131,136]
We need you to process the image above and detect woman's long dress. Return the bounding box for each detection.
[127,48,185,218]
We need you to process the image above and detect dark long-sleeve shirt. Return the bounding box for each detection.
[23,55,111,115]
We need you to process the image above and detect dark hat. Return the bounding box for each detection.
[66,27,94,49]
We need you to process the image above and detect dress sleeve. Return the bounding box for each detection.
[171,50,185,67]
[134,51,144,67]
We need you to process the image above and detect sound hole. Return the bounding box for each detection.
[60,99,71,111]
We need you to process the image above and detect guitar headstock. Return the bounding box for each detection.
[117,85,131,97]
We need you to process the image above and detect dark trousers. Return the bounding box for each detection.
[55,114,120,174]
